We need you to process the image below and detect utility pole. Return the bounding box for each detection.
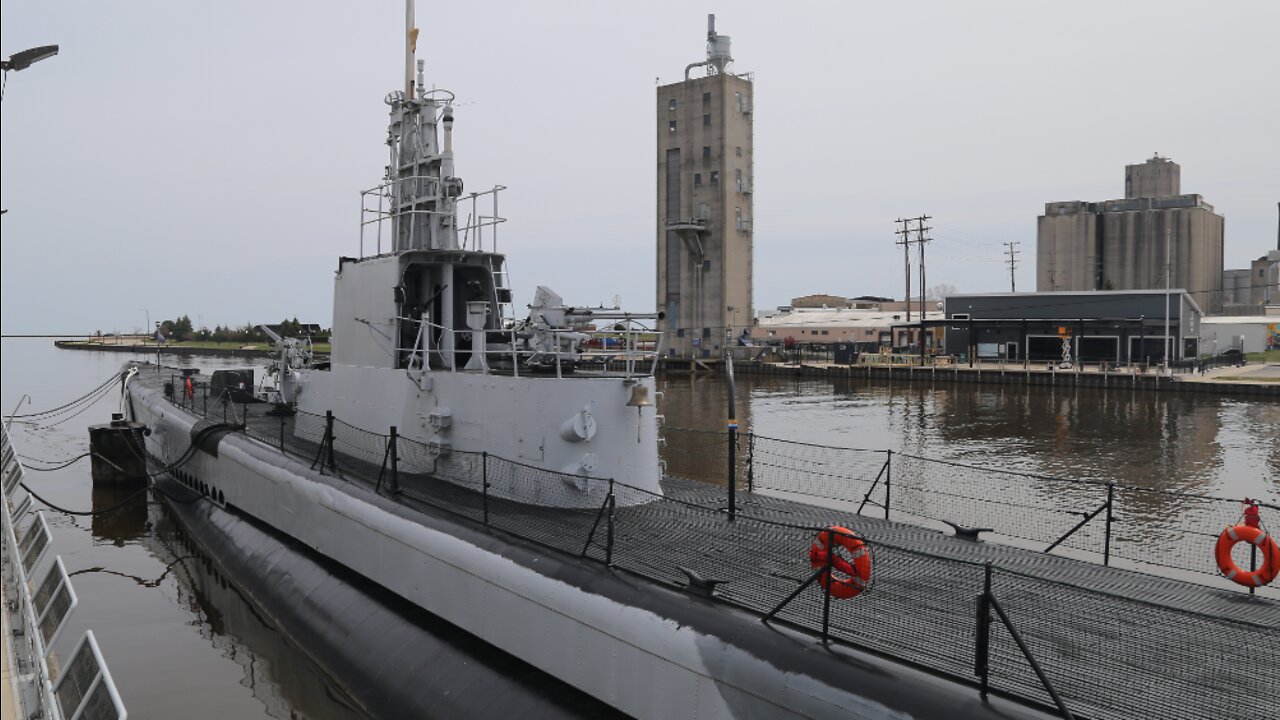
[914,215,932,327]
[1004,241,1020,292]
[1164,225,1172,369]
[894,218,914,323]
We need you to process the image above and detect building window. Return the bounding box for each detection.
[951,313,970,320]
[703,114,711,126]
[710,171,719,184]
[694,173,702,186]
[735,92,742,113]
[668,98,676,111]
[702,259,712,271]
[768,330,776,337]
[821,330,829,335]
[702,146,711,160]
[735,168,742,192]
[702,91,711,105]
[735,146,742,157]
[668,120,676,133]
[735,206,742,230]
[677,328,685,337]
[702,327,712,338]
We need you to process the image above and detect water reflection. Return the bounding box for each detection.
[658,373,1278,504]
[144,502,372,720]
[90,485,149,545]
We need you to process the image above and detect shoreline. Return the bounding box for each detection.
[53,340,274,358]
[660,358,1280,397]
[52,340,1277,397]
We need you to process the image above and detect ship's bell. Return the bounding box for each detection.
[626,384,653,407]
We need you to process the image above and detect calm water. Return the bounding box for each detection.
[658,372,1279,502]
[2,338,1277,718]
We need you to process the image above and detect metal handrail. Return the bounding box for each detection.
[396,317,660,379]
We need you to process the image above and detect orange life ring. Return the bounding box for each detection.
[1214,524,1280,588]
[808,525,871,599]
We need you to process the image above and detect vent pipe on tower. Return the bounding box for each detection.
[685,14,733,80]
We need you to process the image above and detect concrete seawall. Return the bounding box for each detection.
[661,359,1280,398]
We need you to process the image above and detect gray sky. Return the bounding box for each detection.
[3,1,1277,334]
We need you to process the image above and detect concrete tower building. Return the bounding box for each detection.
[1037,155,1225,312]
[656,15,754,358]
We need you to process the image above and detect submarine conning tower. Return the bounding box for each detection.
[387,2,463,253]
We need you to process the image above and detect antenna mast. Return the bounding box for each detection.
[404,0,417,99]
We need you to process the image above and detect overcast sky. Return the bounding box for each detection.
[2,1,1277,334]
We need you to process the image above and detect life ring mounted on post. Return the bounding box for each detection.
[1214,499,1280,588]
[808,526,872,599]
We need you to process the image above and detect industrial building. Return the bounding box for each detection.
[1037,155,1225,312]
[751,307,944,350]
[1222,249,1280,314]
[942,290,1203,365]
[656,15,754,358]
[1201,315,1280,354]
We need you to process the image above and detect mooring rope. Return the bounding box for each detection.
[10,372,122,419]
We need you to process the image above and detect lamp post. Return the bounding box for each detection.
[1163,226,1172,370]
[1,44,58,215]
[1,45,59,101]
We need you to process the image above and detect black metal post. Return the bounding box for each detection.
[389,426,399,494]
[989,593,1075,719]
[279,414,286,450]
[856,457,890,515]
[746,432,755,493]
[884,450,892,520]
[820,528,834,644]
[1250,544,1257,596]
[726,350,738,522]
[968,318,975,368]
[482,452,490,526]
[1104,483,1114,565]
[975,562,992,701]
[203,383,208,415]
[762,565,825,623]
[242,402,248,429]
[325,410,336,470]
[605,480,616,567]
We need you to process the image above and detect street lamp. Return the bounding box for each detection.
[1163,226,1172,371]
[1,45,58,100]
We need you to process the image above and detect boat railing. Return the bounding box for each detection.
[398,315,662,379]
[662,425,1280,593]
[359,178,507,258]
[1,424,127,720]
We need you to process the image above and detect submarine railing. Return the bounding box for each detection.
[193,391,1274,585]
[976,563,1073,720]
[166,388,1275,720]
[711,428,1265,585]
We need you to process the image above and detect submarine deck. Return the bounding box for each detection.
[141,368,1277,720]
